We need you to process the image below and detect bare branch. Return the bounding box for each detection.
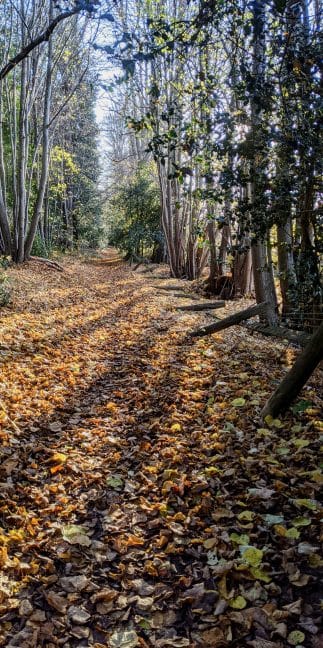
[0,7,82,80]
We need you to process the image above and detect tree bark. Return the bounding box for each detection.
[261,321,323,418]
[190,302,267,337]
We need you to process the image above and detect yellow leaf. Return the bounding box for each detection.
[232,398,245,407]
[241,547,263,567]
[274,524,287,537]
[170,423,181,432]
[50,452,67,464]
[106,402,117,413]
[249,566,271,583]
[293,438,310,449]
[292,517,311,528]
[294,498,318,511]
[229,595,247,609]
[8,529,24,542]
[238,510,255,522]
[287,630,305,645]
[285,527,300,539]
[0,546,8,567]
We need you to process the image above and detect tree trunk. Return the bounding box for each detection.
[0,192,11,256]
[218,224,231,275]
[232,242,253,297]
[16,14,28,264]
[249,3,278,326]
[251,239,278,326]
[261,321,323,418]
[24,0,53,260]
[277,219,297,317]
[206,220,219,292]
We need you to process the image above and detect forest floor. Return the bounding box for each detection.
[0,254,322,648]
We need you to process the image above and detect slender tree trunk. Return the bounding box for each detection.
[277,218,297,317]
[16,2,28,263]
[24,0,53,259]
[251,239,278,326]
[219,223,230,276]
[206,220,218,292]
[249,2,278,326]
[0,86,11,254]
[233,242,253,296]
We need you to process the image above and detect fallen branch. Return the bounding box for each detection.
[173,293,200,300]
[190,302,267,338]
[261,321,323,418]
[29,256,64,272]
[177,301,225,312]
[133,259,151,271]
[247,323,310,347]
[155,285,186,291]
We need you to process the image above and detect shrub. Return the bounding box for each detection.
[0,274,12,307]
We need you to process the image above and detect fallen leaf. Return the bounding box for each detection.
[109,630,139,648]
[229,595,247,609]
[240,546,264,567]
[61,524,91,546]
[287,630,305,645]
[44,590,68,614]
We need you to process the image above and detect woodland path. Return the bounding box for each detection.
[0,257,322,648]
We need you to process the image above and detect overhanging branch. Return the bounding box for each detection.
[0,7,83,81]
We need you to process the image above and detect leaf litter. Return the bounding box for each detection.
[0,258,322,647]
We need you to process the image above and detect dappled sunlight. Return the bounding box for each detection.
[0,262,156,436]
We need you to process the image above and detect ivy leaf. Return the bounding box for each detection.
[290,400,312,413]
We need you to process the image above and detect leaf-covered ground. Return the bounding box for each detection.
[0,257,322,648]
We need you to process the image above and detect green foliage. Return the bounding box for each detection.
[48,76,102,252]
[0,273,12,307]
[0,256,11,270]
[107,164,162,259]
[31,234,49,258]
